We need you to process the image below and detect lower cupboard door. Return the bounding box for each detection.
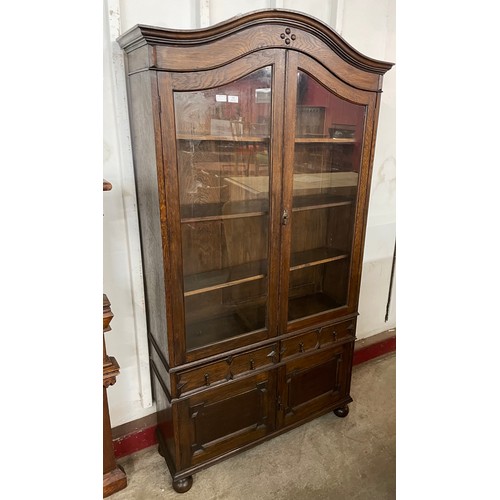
[279,343,352,429]
[176,370,276,468]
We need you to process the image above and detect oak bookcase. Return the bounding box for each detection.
[118,9,392,493]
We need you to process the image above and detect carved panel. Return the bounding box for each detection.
[281,345,347,427]
[286,358,339,410]
[181,372,275,466]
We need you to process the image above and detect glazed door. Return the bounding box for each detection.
[279,52,377,333]
[158,50,285,364]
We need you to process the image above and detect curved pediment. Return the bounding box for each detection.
[118,9,393,91]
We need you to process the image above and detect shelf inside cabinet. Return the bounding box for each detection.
[184,260,267,296]
[293,172,358,191]
[290,247,349,271]
[180,198,269,223]
[288,292,342,321]
[292,194,353,212]
[186,304,266,351]
[177,133,269,143]
[294,137,356,144]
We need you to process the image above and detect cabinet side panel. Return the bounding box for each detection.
[151,368,176,473]
[127,70,169,361]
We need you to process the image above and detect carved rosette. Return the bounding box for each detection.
[279,27,297,45]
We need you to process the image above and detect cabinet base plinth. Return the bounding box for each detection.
[103,465,127,497]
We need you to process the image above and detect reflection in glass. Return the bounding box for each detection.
[174,67,272,350]
[288,71,366,322]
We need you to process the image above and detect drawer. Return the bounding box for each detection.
[176,343,278,396]
[280,329,320,360]
[231,344,279,374]
[318,318,356,347]
[280,319,356,361]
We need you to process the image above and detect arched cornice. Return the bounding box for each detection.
[117,9,393,76]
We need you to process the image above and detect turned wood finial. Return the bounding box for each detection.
[103,294,120,388]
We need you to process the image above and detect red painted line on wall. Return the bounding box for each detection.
[353,335,396,366]
[113,425,158,459]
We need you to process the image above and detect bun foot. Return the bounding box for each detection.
[173,476,193,493]
[334,405,349,418]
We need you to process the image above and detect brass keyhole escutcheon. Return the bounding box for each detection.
[282,209,289,225]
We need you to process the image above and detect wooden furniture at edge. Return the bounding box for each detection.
[103,180,127,497]
[117,10,393,493]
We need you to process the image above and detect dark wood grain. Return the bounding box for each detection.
[118,9,391,493]
[102,296,127,497]
[180,371,276,468]
[278,344,348,428]
[126,70,172,365]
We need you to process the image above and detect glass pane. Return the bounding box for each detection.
[288,71,366,322]
[174,67,272,351]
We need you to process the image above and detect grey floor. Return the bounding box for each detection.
[110,353,395,500]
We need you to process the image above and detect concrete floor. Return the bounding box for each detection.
[110,353,395,500]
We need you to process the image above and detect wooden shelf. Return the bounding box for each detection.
[181,199,268,223]
[293,172,359,191]
[292,194,353,212]
[290,247,349,271]
[178,133,269,143]
[184,248,348,296]
[186,305,266,351]
[288,292,342,321]
[184,260,267,296]
[295,137,355,144]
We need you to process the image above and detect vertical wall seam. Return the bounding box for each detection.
[335,0,345,34]
[106,0,153,410]
[199,0,210,27]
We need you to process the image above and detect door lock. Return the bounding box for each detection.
[282,209,289,225]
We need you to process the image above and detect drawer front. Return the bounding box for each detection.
[318,318,356,348]
[280,330,319,359]
[281,318,355,361]
[176,343,278,396]
[231,344,278,374]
